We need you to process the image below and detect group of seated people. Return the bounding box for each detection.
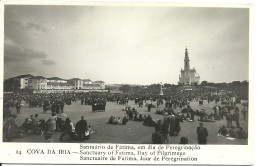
[3,113,48,141]
[4,113,94,142]
[198,114,216,122]
[155,108,194,123]
[108,116,128,125]
[133,114,145,122]
[178,113,194,122]
[20,114,41,135]
[143,115,156,127]
[155,108,175,116]
[127,112,156,127]
[60,116,94,142]
[124,107,156,126]
[124,107,139,119]
[145,103,156,108]
[218,125,247,139]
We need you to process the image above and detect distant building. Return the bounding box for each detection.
[93,81,105,86]
[93,81,105,89]
[47,82,74,90]
[83,79,93,84]
[47,77,73,90]
[7,74,106,92]
[178,48,200,85]
[14,74,33,89]
[28,76,47,90]
[68,78,84,90]
[47,77,68,83]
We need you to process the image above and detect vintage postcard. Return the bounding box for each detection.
[0,1,254,165]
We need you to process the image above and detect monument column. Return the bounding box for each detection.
[159,82,163,96]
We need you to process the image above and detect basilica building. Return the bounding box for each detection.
[178,48,200,85]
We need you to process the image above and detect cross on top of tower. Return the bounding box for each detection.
[185,47,189,59]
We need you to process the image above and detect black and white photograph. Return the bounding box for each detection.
[2,4,250,146]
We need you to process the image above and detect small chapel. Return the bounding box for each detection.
[178,47,200,85]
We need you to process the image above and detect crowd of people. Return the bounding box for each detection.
[3,85,248,144]
[218,126,247,139]
[3,112,94,142]
[108,116,128,125]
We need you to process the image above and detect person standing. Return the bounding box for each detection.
[147,103,151,112]
[75,116,88,141]
[161,119,170,144]
[48,113,57,133]
[152,126,164,144]
[190,109,195,122]
[197,123,208,144]
[15,101,21,114]
[60,100,64,113]
[225,111,233,128]
[60,118,74,141]
[234,110,240,128]
[242,107,247,120]
[32,114,39,134]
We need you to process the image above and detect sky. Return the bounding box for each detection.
[4,5,249,85]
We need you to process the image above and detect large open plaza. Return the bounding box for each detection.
[5,98,248,144]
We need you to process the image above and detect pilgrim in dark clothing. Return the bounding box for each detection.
[174,116,181,136]
[134,114,139,121]
[197,123,208,144]
[233,111,240,128]
[51,103,56,113]
[218,125,228,136]
[15,101,21,114]
[60,118,73,141]
[237,127,247,139]
[138,114,144,121]
[152,126,164,144]
[190,109,195,121]
[169,116,175,136]
[162,120,170,144]
[225,112,233,128]
[228,127,237,138]
[108,116,114,124]
[147,104,152,112]
[60,101,64,113]
[154,120,162,132]
[75,116,88,141]
[179,137,188,144]
[122,116,128,125]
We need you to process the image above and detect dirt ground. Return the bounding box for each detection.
[5,100,248,144]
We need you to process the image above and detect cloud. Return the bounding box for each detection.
[4,40,57,79]
[4,38,57,65]
[41,59,56,65]
[6,20,47,33]
[4,42,47,63]
[26,22,47,33]
[7,20,24,29]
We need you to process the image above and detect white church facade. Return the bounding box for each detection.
[178,48,200,85]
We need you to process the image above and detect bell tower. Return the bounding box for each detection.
[184,47,190,70]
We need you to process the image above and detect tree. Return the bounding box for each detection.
[163,83,172,88]
[105,86,111,92]
[4,78,20,92]
[119,85,131,93]
[200,81,208,86]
